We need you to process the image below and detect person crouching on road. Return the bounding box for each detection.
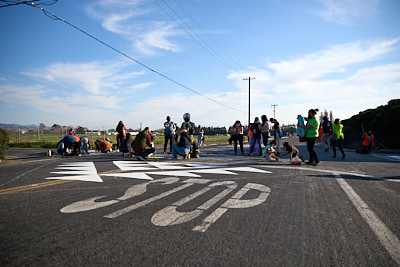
[95,138,113,153]
[120,133,134,157]
[282,141,304,162]
[132,127,155,161]
[172,129,192,159]
[262,140,279,161]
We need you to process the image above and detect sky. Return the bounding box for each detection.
[1,0,399,131]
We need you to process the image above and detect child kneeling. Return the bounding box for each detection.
[262,140,279,161]
[282,141,304,164]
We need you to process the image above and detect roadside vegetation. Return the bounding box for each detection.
[5,132,231,149]
[342,99,400,150]
[3,99,398,152]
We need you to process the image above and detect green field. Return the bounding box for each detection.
[7,133,232,148]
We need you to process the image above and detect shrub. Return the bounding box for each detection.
[0,128,10,160]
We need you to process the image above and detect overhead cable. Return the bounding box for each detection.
[25,2,247,115]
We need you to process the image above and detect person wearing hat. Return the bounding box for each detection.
[172,129,192,159]
[297,109,320,166]
[163,115,175,154]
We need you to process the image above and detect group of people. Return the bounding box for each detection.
[57,130,93,157]
[229,115,282,157]
[227,109,348,166]
[297,109,346,166]
[163,113,200,159]
[110,113,202,161]
[57,108,357,165]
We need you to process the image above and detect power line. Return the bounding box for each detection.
[155,0,238,71]
[25,2,247,115]
[173,0,243,70]
[0,0,58,8]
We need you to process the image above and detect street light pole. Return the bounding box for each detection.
[271,104,278,119]
[243,77,255,138]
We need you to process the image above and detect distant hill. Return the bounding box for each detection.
[342,99,400,150]
[0,123,40,130]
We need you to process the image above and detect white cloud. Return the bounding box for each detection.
[1,38,399,130]
[316,0,380,26]
[223,38,400,126]
[85,0,181,55]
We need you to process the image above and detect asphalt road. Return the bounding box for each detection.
[1,137,399,266]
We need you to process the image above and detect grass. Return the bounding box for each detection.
[7,134,231,148]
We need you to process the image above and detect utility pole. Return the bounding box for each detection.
[271,104,278,119]
[243,77,255,138]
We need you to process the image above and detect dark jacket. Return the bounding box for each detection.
[133,129,151,152]
[177,136,191,149]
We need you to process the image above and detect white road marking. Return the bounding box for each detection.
[261,165,400,182]
[102,162,273,181]
[335,174,400,265]
[371,154,400,161]
[61,178,179,213]
[192,183,271,232]
[151,181,238,227]
[389,155,400,160]
[104,179,210,219]
[46,162,103,183]
[112,161,158,171]
[101,172,154,180]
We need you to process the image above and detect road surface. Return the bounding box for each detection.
[1,138,399,266]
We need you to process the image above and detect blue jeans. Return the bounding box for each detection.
[249,135,261,155]
[262,132,269,147]
[172,144,190,157]
[137,147,155,158]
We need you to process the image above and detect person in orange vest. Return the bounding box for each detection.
[116,121,126,151]
[95,138,113,153]
[362,131,375,154]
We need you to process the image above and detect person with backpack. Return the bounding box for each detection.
[248,117,262,156]
[321,116,332,152]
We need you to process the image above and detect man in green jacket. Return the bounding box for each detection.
[133,127,155,160]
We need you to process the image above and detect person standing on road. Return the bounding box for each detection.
[163,116,175,154]
[331,118,345,159]
[261,115,271,149]
[116,121,126,151]
[362,131,375,154]
[297,109,320,166]
[321,116,332,152]
[197,125,204,147]
[270,118,281,154]
[231,120,244,155]
[248,117,262,156]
